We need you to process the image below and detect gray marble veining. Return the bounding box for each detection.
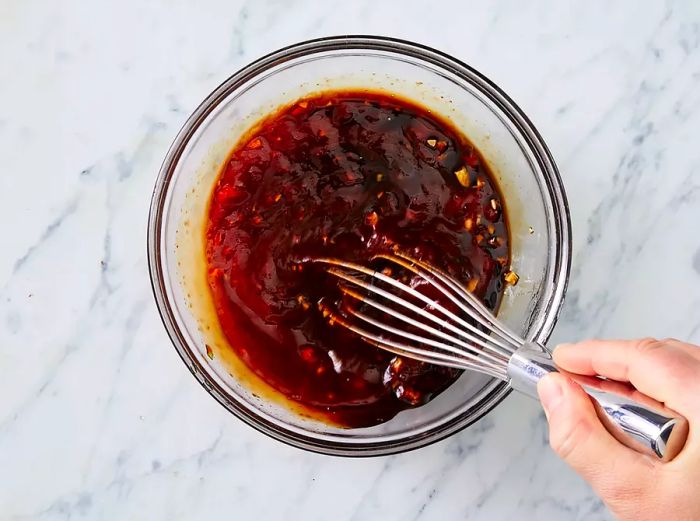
[1,1,699,519]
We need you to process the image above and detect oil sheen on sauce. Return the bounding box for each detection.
[205,90,510,427]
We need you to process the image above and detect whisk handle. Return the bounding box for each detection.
[507,342,689,462]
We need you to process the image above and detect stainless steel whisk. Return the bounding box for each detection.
[314,252,689,461]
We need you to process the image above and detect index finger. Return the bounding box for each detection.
[553,338,700,415]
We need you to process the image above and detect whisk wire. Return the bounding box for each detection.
[339,286,508,372]
[322,260,513,361]
[326,306,507,378]
[349,310,507,377]
[389,252,523,347]
[311,254,524,382]
[328,270,510,368]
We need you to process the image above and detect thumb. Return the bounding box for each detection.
[537,373,654,496]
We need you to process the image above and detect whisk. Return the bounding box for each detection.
[314,252,688,461]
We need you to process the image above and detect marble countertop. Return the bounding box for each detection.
[2,1,699,519]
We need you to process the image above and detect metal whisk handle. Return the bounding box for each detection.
[508,342,689,461]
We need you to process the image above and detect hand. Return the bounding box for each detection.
[537,338,700,521]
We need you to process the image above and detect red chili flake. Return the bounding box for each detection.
[205,344,214,360]
[299,345,316,363]
[247,137,263,149]
[215,185,245,205]
[365,211,379,227]
[466,152,479,167]
[291,100,310,116]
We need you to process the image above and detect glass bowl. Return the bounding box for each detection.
[147,36,571,456]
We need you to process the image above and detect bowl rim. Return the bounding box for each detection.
[147,34,572,456]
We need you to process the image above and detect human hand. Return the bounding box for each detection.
[537,338,700,521]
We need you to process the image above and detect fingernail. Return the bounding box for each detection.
[538,374,564,419]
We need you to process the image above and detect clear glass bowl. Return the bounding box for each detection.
[148,36,571,456]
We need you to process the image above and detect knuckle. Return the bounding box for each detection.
[632,337,662,354]
[640,341,693,381]
[633,338,691,379]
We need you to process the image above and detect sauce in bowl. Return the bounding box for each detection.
[205,90,510,427]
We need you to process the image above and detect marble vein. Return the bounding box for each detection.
[2,1,699,520]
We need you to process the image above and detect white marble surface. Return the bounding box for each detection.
[1,1,699,519]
